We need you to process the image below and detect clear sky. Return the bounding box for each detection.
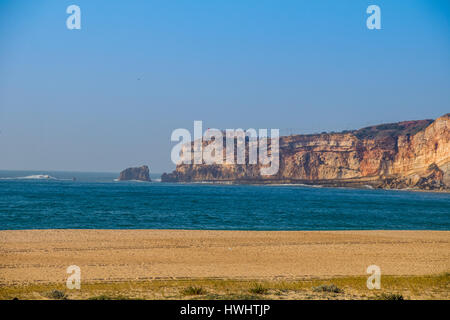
[0,0,449,173]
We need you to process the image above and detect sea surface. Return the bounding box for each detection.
[0,170,449,230]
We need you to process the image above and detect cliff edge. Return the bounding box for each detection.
[162,114,449,191]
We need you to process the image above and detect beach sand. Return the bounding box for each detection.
[1,230,449,299]
[1,230,449,284]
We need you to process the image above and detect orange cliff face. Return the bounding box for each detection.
[161,114,449,191]
[390,114,450,188]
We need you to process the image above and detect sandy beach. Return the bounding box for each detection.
[1,230,449,285]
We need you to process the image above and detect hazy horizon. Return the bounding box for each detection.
[1,0,449,172]
[0,112,446,173]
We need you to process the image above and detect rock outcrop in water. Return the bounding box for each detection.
[161,114,450,191]
[118,165,151,182]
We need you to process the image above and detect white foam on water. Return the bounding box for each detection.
[0,174,71,181]
[113,179,151,182]
[21,175,55,180]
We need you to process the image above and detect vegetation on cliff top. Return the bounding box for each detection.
[353,119,433,140]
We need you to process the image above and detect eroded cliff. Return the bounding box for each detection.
[162,114,449,190]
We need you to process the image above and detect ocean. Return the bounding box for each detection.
[0,170,449,230]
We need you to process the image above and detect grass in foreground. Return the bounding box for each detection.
[181,286,207,296]
[312,284,342,293]
[249,283,269,295]
[0,273,448,300]
[376,292,404,300]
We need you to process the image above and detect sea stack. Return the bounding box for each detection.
[118,165,151,182]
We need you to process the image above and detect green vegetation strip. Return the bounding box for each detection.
[0,273,448,300]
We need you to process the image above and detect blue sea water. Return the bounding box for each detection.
[0,170,449,230]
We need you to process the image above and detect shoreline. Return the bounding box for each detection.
[2,173,449,193]
[175,181,450,193]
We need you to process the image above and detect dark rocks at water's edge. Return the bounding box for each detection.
[160,172,178,183]
[118,165,151,182]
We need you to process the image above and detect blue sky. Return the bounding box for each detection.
[0,0,449,173]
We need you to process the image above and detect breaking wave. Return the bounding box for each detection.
[0,175,70,181]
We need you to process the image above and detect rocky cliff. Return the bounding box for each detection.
[162,114,449,191]
[118,165,151,182]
